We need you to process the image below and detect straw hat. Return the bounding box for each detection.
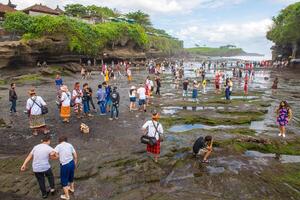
[28,88,36,95]
[60,85,68,92]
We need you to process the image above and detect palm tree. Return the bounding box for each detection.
[126,10,152,28]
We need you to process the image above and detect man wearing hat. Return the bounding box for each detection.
[142,110,164,163]
[60,85,71,123]
[26,88,49,135]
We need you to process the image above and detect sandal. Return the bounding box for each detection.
[201,160,210,164]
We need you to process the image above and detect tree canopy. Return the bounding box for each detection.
[126,10,152,28]
[267,2,300,45]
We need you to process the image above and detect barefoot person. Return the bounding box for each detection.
[26,89,50,135]
[193,135,213,163]
[21,136,56,199]
[142,111,164,163]
[277,101,292,138]
[60,85,71,123]
[54,136,78,200]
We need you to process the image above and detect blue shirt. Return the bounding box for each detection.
[55,78,63,86]
[97,89,106,102]
[105,87,111,101]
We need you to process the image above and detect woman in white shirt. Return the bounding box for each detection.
[60,85,71,123]
[26,89,49,135]
[72,82,83,118]
[142,111,164,163]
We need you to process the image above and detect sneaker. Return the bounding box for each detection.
[278,133,282,136]
[109,118,113,120]
[283,134,286,138]
[50,189,55,195]
[115,117,119,120]
[60,195,70,200]
[201,160,210,164]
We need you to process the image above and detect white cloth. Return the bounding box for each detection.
[54,142,76,166]
[142,120,164,140]
[137,87,146,100]
[30,144,54,172]
[61,92,71,107]
[26,96,46,116]
[72,89,82,104]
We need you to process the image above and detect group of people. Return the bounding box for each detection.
[6,58,296,199]
[21,135,77,200]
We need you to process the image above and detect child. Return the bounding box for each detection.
[202,79,207,94]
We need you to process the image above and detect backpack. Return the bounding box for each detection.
[111,92,118,103]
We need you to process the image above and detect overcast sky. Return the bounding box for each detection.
[1,0,299,57]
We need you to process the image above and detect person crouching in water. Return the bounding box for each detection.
[60,85,71,123]
[142,111,164,163]
[193,135,213,163]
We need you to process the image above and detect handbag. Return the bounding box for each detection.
[31,97,48,115]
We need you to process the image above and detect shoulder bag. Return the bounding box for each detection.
[31,97,48,115]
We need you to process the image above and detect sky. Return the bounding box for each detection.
[1,0,299,57]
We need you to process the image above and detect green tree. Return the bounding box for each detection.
[3,11,33,34]
[126,10,152,28]
[267,2,300,58]
[64,4,88,17]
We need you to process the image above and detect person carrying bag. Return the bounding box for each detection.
[141,111,164,163]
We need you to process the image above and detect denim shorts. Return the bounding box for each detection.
[139,99,146,105]
[130,97,136,102]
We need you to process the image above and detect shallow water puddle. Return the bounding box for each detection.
[245,151,300,164]
[162,106,228,115]
[168,124,244,132]
[221,96,259,100]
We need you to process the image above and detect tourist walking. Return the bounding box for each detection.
[192,80,200,102]
[87,86,96,111]
[155,76,161,96]
[82,83,92,117]
[137,83,147,112]
[142,111,164,163]
[182,78,189,100]
[109,87,120,120]
[129,86,137,112]
[60,85,71,123]
[104,83,112,113]
[127,68,132,83]
[272,77,279,94]
[21,135,56,199]
[55,75,63,92]
[202,79,207,94]
[96,84,106,115]
[192,135,213,163]
[72,82,83,118]
[81,67,86,80]
[54,136,78,200]
[215,72,220,94]
[26,89,49,135]
[225,78,231,100]
[244,75,249,96]
[9,83,17,114]
[276,101,292,138]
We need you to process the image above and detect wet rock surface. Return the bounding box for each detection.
[0,63,299,199]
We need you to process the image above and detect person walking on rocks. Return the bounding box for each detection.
[155,76,161,96]
[21,135,56,199]
[276,101,292,138]
[55,75,63,92]
[9,83,17,114]
[142,111,164,163]
[82,83,93,117]
[192,80,200,102]
[109,86,120,120]
[129,86,137,112]
[60,85,71,123]
[54,136,78,200]
[272,77,279,94]
[193,135,213,163]
[182,78,189,100]
[97,84,106,115]
[26,89,50,135]
[137,83,147,112]
[72,82,83,118]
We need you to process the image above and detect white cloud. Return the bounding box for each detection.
[175,18,273,54]
[4,0,244,13]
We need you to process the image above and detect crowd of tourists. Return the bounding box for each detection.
[7,58,294,199]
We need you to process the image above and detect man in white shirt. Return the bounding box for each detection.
[137,83,147,112]
[54,136,78,200]
[21,136,56,199]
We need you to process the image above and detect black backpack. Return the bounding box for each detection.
[111,92,119,103]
